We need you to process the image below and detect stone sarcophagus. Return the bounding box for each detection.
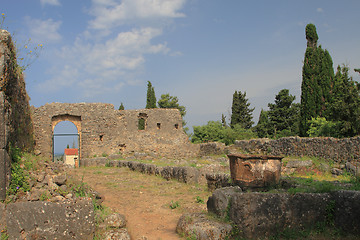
[227,154,283,189]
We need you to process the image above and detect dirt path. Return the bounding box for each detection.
[70,166,211,240]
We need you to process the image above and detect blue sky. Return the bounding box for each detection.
[2,1,360,152]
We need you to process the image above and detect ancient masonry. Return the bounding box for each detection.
[0,30,34,200]
[32,103,199,159]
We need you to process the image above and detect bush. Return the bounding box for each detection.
[191,121,256,145]
[307,117,341,138]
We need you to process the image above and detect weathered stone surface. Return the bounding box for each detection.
[33,103,199,160]
[176,213,232,240]
[207,187,242,218]
[234,137,360,164]
[6,200,94,240]
[208,189,335,239]
[286,160,313,168]
[0,203,5,232]
[104,213,126,229]
[103,229,131,240]
[345,162,360,176]
[228,154,283,189]
[206,173,232,191]
[332,190,360,234]
[53,174,67,185]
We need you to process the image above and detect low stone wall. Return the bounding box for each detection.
[234,137,360,164]
[1,200,94,240]
[80,158,201,184]
[207,188,360,239]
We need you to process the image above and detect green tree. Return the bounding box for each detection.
[146,81,156,109]
[157,93,186,117]
[230,91,254,129]
[326,65,360,137]
[157,93,188,133]
[254,109,271,138]
[221,114,227,127]
[268,89,300,137]
[118,102,124,110]
[300,23,335,136]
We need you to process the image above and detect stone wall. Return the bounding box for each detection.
[33,103,199,159]
[0,30,34,200]
[207,188,360,239]
[233,137,360,164]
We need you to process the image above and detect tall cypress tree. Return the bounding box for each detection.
[230,91,254,129]
[146,81,156,109]
[300,23,334,136]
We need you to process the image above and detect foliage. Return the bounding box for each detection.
[307,117,341,138]
[325,65,360,137]
[7,147,30,196]
[157,93,186,117]
[145,81,157,109]
[191,121,256,145]
[254,109,271,138]
[300,23,335,136]
[195,196,204,204]
[169,200,180,209]
[268,89,300,137]
[118,102,124,110]
[221,114,227,127]
[230,91,254,129]
[157,93,188,132]
[138,118,145,130]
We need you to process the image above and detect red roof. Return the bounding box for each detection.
[64,148,78,155]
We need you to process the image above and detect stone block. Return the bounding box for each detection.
[176,213,232,240]
[0,149,9,201]
[332,190,360,234]
[6,200,94,240]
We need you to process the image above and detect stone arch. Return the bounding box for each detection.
[52,114,81,133]
[51,114,82,160]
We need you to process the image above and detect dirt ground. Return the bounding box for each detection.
[70,166,212,240]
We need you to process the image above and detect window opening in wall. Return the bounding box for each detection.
[174,123,179,129]
[157,123,161,129]
[99,135,104,141]
[138,118,145,130]
[138,113,148,130]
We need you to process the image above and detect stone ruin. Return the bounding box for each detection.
[32,102,199,160]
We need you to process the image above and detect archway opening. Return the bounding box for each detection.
[53,121,79,163]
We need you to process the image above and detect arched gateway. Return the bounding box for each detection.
[32,102,197,161]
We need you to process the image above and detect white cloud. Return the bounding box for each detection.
[40,0,61,6]
[38,27,169,96]
[24,17,62,43]
[89,0,186,31]
[317,8,324,13]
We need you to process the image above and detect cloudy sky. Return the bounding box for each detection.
[2,0,360,135]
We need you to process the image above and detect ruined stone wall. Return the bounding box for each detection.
[233,137,360,163]
[0,30,34,200]
[32,103,199,159]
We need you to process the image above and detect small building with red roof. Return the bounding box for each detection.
[64,148,79,167]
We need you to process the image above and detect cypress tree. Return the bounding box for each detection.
[230,91,254,129]
[146,81,156,109]
[118,102,124,110]
[300,23,334,136]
